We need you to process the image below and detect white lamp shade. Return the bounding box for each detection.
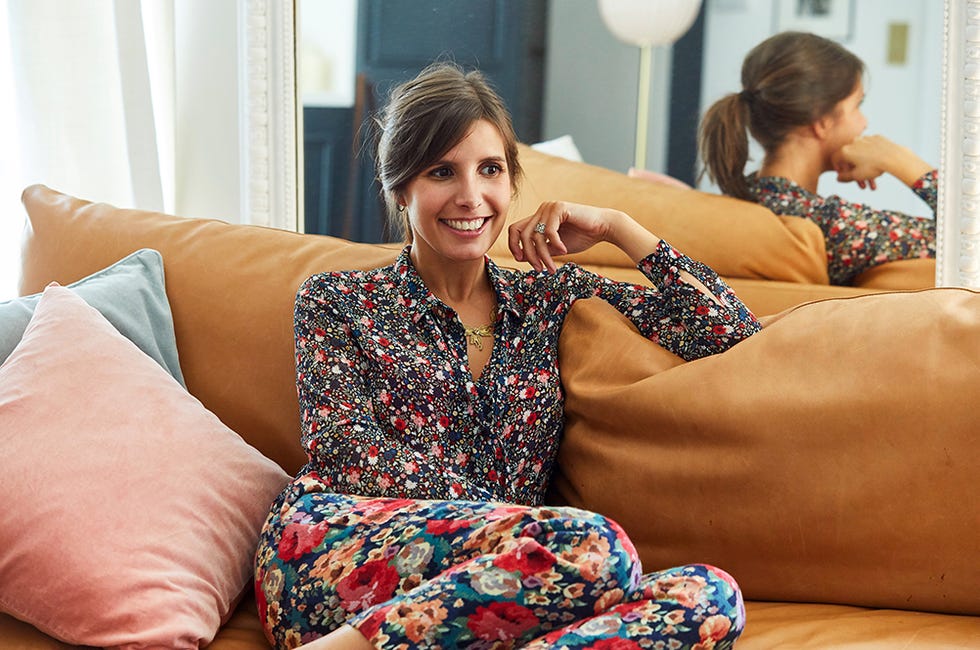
[598,0,703,47]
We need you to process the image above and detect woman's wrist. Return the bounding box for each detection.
[887,143,933,187]
[605,210,662,264]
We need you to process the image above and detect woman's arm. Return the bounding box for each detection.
[508,201,659,272]
[508,201,729,305]
[589,240,761,361]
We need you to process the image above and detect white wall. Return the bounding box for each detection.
[299,0,357,107]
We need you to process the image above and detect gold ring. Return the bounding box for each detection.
[533,222,546,235]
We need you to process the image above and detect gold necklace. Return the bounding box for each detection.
[463,307,497,351]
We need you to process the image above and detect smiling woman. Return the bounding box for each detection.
[253,60,759,649]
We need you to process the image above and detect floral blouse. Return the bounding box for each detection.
[292,241,760,506]
[748,170,938,285]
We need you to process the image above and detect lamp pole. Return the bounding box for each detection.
[634,43,652,171]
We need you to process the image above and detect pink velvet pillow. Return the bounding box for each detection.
[0,284,290,648]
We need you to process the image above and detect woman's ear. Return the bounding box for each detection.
[812,113,835,140]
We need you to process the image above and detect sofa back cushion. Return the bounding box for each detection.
[491,146,830,284]
[554,290,980,616]
[19,184,400,475]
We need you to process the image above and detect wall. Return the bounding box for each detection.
[541,0,673,174]
[174,0,243,221]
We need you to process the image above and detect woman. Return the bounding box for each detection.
[255,62,760,649]
[698,31,937,286]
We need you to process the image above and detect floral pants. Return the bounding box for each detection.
[254,475,744,649]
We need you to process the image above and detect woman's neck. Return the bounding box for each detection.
[759,137,827,194]
[409,245,493,308]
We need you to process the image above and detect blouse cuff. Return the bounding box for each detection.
[912,169,939,190]
[637,239,711,284]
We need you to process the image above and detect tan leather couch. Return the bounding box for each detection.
[5,147,976,648]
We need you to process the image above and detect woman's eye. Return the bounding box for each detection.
[481,163,502,176]
[429,167,453,179]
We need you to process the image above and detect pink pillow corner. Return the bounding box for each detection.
[627,167,692,190]
[0,284,290,648]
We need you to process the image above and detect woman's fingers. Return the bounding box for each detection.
[507,203,567,273]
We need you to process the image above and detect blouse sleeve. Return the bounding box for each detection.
[911,169,939,213]
[293,276,497,500]
[816,169,938,284]
[588,239,761,361]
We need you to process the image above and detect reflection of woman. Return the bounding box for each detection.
[698,31,937,286]
[254,62,758,649]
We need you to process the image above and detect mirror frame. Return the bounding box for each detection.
[244,0,976,286]
[241,0,301,232]
[937,0,978,288]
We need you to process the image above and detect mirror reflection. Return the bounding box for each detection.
[299,0,942,259]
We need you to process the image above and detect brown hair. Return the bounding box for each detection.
[372,61,523,241]
[698,31,864,200]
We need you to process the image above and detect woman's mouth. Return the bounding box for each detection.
[443,217,489,232]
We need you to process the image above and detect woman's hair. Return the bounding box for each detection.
[698,31,865,200]
[372,61,523,240]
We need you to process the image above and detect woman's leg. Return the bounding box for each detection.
[255,478,644,649]
[520,563,745,649]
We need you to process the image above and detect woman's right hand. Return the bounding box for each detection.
[832,135,933,189]
[508,201,661,273]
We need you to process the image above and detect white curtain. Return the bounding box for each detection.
[1,0,176,300]
[7,0,174,212]
[0,0,257,302]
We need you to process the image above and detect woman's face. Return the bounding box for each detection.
[400,119,512,266]
[825,79,868,151]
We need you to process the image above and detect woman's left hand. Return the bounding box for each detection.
[508,201,617,272]
[832,135,933,190]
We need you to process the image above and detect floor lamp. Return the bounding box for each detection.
[598,0,703,172]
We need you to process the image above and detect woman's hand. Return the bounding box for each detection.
[508,201,660,272]
[832,135,933,189]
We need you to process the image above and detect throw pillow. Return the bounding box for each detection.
[627,166,692,189]
[555,291,980,616]
[0,284,291,649]
[0,248,185,385]
[530,134,584,162]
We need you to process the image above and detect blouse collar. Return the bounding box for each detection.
[393,246,525,321]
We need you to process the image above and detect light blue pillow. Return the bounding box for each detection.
[0,248,186,386]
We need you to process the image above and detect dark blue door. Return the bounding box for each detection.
[304,0,547,242]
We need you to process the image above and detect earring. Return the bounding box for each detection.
[397,204,406,213]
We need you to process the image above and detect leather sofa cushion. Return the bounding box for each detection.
[493,145,830,284]
[554,292,980,616]
[852,257,936,289]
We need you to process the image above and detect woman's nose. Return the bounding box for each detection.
[455,175,483,209]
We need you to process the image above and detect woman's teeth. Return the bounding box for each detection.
[445,218,485,232]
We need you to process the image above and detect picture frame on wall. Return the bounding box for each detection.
[774,0,854,41]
